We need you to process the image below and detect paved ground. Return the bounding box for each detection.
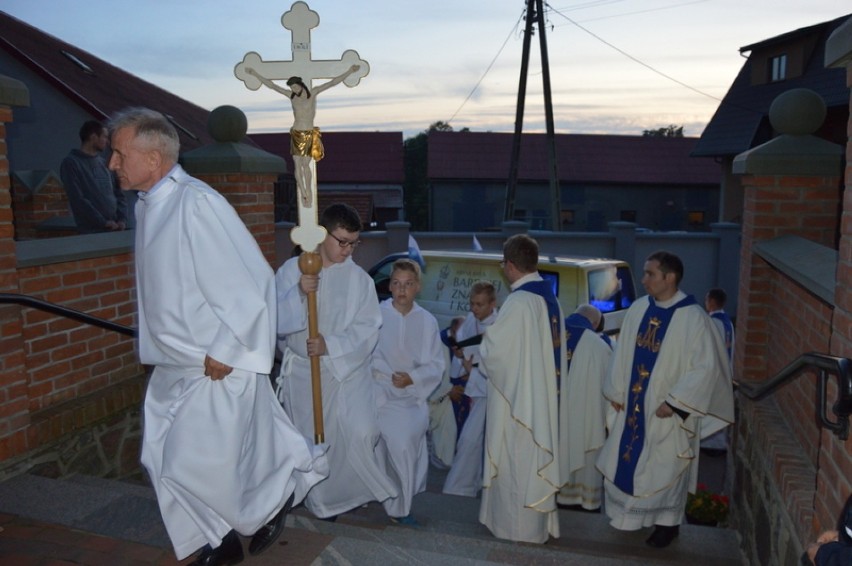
[0,449,737,565]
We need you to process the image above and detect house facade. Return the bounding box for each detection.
[693,13,850,224]
[427,130,721,233]
[251,131,405,228]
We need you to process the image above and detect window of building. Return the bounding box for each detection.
[770,54,787,82]
[61,50,94,74]
[688,211,705,225]
[620,210,637,222]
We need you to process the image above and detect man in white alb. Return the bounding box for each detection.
[109,107,327,565]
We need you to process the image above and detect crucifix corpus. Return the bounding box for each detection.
[235,1,369,444]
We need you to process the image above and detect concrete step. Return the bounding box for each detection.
[0,470,745,565]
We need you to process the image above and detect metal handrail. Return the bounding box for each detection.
[735,352,852,440]
[0,293,136,337]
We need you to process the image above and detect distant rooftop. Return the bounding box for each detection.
[428,131,719,186]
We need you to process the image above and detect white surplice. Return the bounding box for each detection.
[702,309,735,450]
[596,291,734,530]
[135,166,327,560]
[372,299,445,518]
[479,273,563,543]
[558,328,612,510]
[442,309,497,497]
[276,256,398,518]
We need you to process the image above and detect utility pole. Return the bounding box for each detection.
[504,0,562,231]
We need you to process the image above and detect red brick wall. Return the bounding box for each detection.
[0,106,30,462]
[16,254,139,414]
[735,163,845,547]
[11,174,73,240]
[197,173,277,265]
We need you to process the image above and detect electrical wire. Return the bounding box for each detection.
[545,1,725,103]
[446,10,525,127]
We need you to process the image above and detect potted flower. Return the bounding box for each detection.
[685,483,730,526]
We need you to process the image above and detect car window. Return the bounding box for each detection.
[588,265,635,314]
[371,258,397,301]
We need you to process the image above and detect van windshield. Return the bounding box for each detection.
[588,265,635,314]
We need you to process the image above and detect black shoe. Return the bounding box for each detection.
[249,492,295,556]
[645,524,679,548]
[189,530,243,566]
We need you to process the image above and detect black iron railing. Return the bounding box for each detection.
[0,293,136,337]
[735,353,852,440]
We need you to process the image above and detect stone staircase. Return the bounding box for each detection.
[0,467,745,565]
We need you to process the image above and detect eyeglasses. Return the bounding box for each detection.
[329,233,361,249]
[390,280,417,289]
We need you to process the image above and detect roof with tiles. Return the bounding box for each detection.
[693,14,850,158]
[0,10,217,151]
[251,131,404,184]
[427,130,719,186]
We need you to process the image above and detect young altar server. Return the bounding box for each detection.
[275,203,397,520]
[442,281,498,497]
[372,259,445,524]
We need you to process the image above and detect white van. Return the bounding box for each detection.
[368,250,636,335]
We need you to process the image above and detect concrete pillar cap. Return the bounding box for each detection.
[769,88,826,135]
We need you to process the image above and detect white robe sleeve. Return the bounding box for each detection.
[275,257,308,337]
[322,265,382,383]
[408,314,445,402]
[187,192,275,373]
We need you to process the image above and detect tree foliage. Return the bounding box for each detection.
[642,124,684,137]
[403,121,468,230]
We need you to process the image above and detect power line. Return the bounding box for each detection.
[446,10,525,127]
[545,2,725,104]
[550,0,708,23]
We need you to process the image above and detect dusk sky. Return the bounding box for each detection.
[3,1,848,138]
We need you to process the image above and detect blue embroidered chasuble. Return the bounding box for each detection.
[565,313,593,376]
[517,280,563,395]
[613,294,697,495]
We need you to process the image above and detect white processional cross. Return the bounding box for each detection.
[235,0,369,252]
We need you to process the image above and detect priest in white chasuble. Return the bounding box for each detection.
[109,107,327,565]
[596,250,734,549]
[276,203,398,519]
[479,234,563,544]
[558,304,613,511]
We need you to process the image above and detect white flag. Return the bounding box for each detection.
[408,235,426,268]
[472,235,483,251]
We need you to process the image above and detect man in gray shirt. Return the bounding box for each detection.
[60,120,127,233]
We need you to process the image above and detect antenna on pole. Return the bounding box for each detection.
[504,0,562,231]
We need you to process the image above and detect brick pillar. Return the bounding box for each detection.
[0,76,31,462]
[732,89,844,383]
[732,86,844,563]
[181,106,286,266]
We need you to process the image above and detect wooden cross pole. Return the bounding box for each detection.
[235,1,369,444]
